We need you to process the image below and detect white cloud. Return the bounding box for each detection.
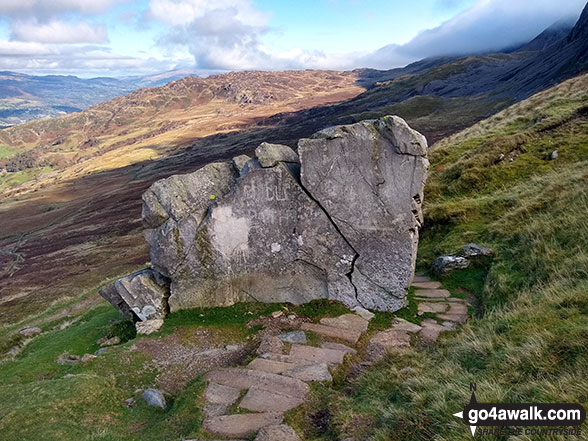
[0,0,127,17]
[360,0,586,69]
[12,21,108,44]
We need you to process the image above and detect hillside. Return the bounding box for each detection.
[327,72,588,440]
[0,70,585,441]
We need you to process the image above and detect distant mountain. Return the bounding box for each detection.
[0,72,136,127]
[0,70,208,128]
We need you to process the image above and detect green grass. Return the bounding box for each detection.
[326,73,588,440]
[0,144,17,159]
[0,165,52,191]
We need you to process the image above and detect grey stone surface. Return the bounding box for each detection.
[248,358,296,374]
[289,344,346,365]
[432,255,469,276]
[319,314,369,333]
[277,331,307,344]
[366,329,411,361]
[299,116,428,312]
[161,161,355,311]
[321,342,357,354]
[255,424,302,441]
[257,336,285,355]
[232,154,251,172]
[255,142,299,167]
[141,389,166,409]
[300,322,361,344]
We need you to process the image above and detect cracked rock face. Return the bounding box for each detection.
[299,116,428,311]
[102,116,428,316]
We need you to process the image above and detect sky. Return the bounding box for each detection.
[0,0,585,78]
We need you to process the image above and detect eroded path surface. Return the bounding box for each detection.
[195,275,470,440]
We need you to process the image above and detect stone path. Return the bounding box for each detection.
[367,274,470,358]
[201,312,370,439]
[199,276,469,440]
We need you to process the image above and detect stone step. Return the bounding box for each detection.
[418,318,450,343]
[447,303,468,314]
[321,341,357,354]
[204,382,242,405]
[417,302,450,315]
[437,313,468,323]
[366,329,411,362]
[282,362,332,382]
[289,344,347,365]
[319,314,369,333]
[412,275,431,283]
[391,318,422,333]
[203,413,283,438]
[259,353,316,365]
[247,358,296,374]
[300,322,361,344]
[239,387,305,413]
[412,281,442,289]
[412,288,450,298]
[204,368,309,399]
[414,296,467,303]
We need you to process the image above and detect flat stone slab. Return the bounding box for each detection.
[351,306,375,321]
[289,344,346,365]
[259,353,316,365]
[412,281,442,289]
[300,323,361,344]
[366,329,411,361]
[203,404,230,417]
[419,319,449,343]
[204,368,309,399]
[391,318,422,333]
[412,275,431,283]
[255,424,302,441]
[277,331,307,344]
[412,289,450,298]
[282,362,332,382]
[205,382,242,405]
[437,313,468,323]
[321,342,357,354]
[447,303,468,314]
[203,413,284,438]
[418,302,449,315]
[239,387,304,413]
[319,314,369,333]
[247,358,296,374]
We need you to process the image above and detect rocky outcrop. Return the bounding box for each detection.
[101,116,428,316]
[431,243,494,276]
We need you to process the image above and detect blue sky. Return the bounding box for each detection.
[0,0,585,77]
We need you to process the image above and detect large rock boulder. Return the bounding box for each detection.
[298,116,428,311]
[146,147,356,311]
[101,116,428,315]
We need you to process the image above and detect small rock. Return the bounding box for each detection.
[81,353,97,363]
[94,347,109,355]
[277,331,307,344]
[442,321,458,329]
[19,327,42,337]
[255,142,299,168]
[287,314,296,320]
[256,336,285,355]
[62,373,76,379]
[136,319,164,335]
[351,306,375,321]
[550,150,558,160]
[7,346,21,356]
[98,336,121,347]
[431,255,469,276]
[141,388,166,409]
[232,154,251,172]
[391,318,422,333]
[124,397,136,407]
[255,424,302,441]
[56,354,81,365]
[225,344,241,351]
[271,311,284,318]
[459,243,493,259]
